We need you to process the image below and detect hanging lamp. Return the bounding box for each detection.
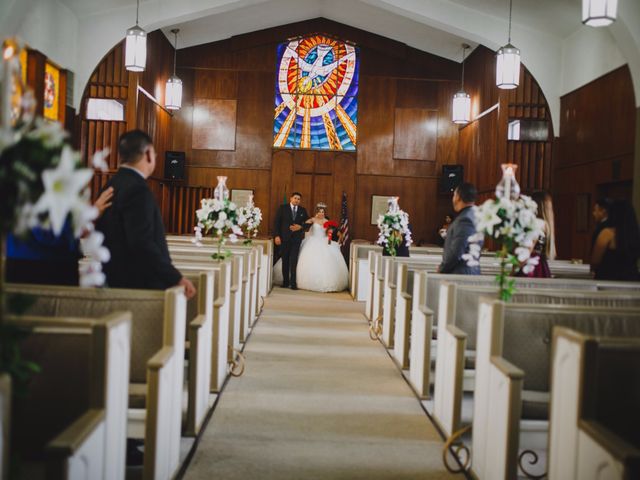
[452,43,471,125]
[496,0,520,89]
[165,29,183,110]
[125,0,147,72]
[582,0,618,27]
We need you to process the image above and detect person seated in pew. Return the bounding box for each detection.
[591,199,640,281]
[6,187,114,285]
[95,130,196,298]
[517,190,555,278]
[438,182,481,274]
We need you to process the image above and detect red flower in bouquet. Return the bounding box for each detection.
[323,220,339,244]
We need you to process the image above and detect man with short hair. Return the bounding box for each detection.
[273,192,309,289]
[439,182,481,275]
[96,130,196,298]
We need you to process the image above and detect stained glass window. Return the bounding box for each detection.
[273,35,359,151]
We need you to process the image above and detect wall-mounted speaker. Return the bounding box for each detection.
[440,165,463,194]
[164,151,185,180]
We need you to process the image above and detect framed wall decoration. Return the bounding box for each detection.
[273,34,359,151]
[371,195,390,225]
[231,189,254,206]
[43,61,60,121]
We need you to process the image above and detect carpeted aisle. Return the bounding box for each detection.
[183,287,455,480]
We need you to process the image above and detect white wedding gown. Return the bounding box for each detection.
[273,223,349,292]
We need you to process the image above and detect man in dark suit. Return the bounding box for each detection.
[273,192,309,289]
[96,130,196,298]
[439,182,481,275]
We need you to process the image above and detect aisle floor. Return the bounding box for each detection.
[183,288,456,480]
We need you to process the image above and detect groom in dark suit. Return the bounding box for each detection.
[273,192,309,289]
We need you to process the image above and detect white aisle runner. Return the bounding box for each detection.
[184,288,454,480]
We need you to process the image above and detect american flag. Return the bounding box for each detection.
[338,191,349,250]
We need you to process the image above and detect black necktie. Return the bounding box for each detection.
[292,206,297,218]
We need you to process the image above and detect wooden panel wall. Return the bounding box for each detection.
[171,18,464,243]
[457,46,553,198]
[554,66,636,261]
[80,31,175,207]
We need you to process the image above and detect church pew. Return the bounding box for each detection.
[6,312,131,480]
[348,240,371,299]
[175,271,214,436]
[472,301,640,480]
[174,261,233,393]
[167,236,270,299]
[1,374,8,480]
[433,284,640,440]
[408,272,640,399]
[8,284,186,480]
[549,328,640,480]
[169,245,260,324]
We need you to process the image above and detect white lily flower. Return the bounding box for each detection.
[514,246,531,262]
[33,146,94,235]
[25,118,68,149]
[91,147,110,172]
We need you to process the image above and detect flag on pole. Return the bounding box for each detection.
[338,191,349,249]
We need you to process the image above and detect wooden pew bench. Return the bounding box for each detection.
[8,284,187,480]
[472,301,640,480]
[6,312,131,480]
[549,328,640,480]
[433,284,640,440]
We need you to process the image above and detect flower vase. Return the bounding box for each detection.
[214,176,229,201]
[495,164,521,301]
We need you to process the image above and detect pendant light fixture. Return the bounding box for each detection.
[165,29,182,110]
[582,0,618,27]
[452,43,471,125]
[125,0,147,72]
[496,0,520,89]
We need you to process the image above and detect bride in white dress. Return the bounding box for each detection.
[273,205,349,292]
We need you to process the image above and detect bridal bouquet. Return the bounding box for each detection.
[463,165,545,301]
[376,198,413,257]
[238,202,262,245]
[194,197,245,260]
[323,220,339,244]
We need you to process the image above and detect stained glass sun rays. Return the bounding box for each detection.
[273,35,359,151]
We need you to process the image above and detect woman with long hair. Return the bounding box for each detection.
[591,200,640,281]
[519,190,556,278]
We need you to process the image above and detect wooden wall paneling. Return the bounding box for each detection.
[392,108,438,161]
[357,76,396,175]
[332,153,357,230]
[192,99,238,151]
[436,82,461,169]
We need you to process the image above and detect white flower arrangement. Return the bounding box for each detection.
[193,197,245,260]
[238,204,262,243]
[463,193,545,300]
[376,203,413,257]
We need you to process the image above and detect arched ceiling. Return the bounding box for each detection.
[7,0,640,133]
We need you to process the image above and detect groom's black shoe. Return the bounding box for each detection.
[290,284,298,290]
[282,282,289,288]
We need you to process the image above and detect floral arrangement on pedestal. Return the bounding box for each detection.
[237,195,262,245]
[323,220,339,244]
[0,39,109,395]
[463,164,545,301]
[376,196,413,256]
[193,176,245,260]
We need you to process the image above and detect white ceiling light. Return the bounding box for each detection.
[125,0,146,72]
[452,43,471,125]
[165,29,183,111]
[582,0,618,27]
[496,0,520,90]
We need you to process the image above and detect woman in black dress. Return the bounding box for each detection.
[591,200,640,281]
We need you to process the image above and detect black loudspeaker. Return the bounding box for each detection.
[164,151,185,180]
[440,165,463,194]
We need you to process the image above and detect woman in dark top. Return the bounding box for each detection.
[591,200,640,281]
